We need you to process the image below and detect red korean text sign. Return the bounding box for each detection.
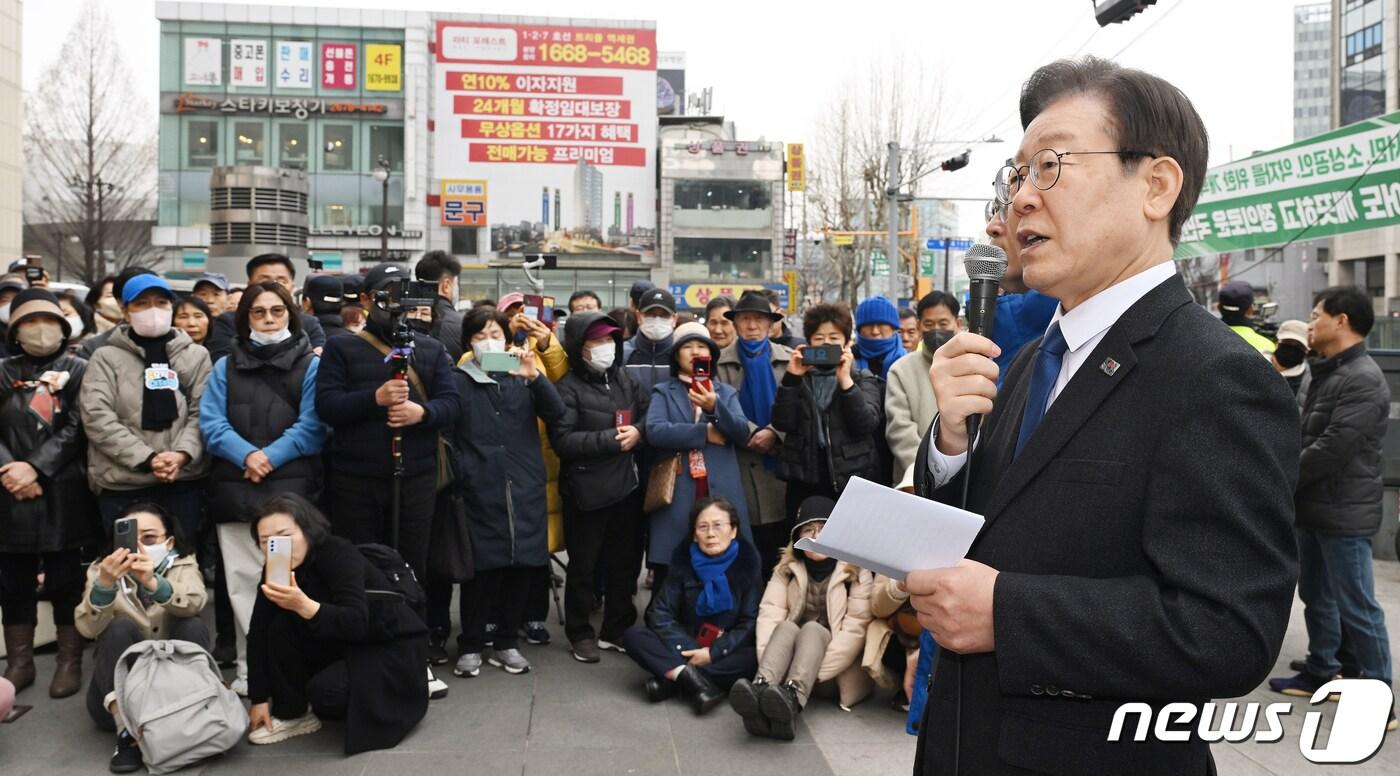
[436,21,657,71]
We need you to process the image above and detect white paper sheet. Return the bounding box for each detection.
[793,476,984,580]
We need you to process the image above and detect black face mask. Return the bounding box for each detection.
[1274,342,1307,369]
[922,328,954,354]
[407,318,432,334]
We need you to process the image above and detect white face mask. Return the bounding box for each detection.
[248,327,292,347]
[17,320,65,357]
[142,542,172,568]
[97,296,122,321]
[586,342,616,372]
[0,302,10,325]
[129,306,173,338]
[640,317,674,342]
[472,338,505,361]
[65,314,84,334]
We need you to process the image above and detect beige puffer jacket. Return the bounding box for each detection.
[757,545,875,707]
[79,326,212,492]
[74,554,207,641]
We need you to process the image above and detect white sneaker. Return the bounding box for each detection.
[247,712,321,745]
[228,677,248,697]
[597,639,627,654]
[427,667,449,700]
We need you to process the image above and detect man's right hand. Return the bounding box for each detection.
[376,379,409,407]
[928,332,1001,456]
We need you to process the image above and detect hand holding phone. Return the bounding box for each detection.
[113,517,140,554]
[264,536,292,586]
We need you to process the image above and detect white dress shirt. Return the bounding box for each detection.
[927,260,1179,488]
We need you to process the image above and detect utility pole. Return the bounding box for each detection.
[885,141,901,302]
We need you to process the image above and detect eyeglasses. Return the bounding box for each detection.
[695,521,732,535]
[250,305,288,319]
[984,198,1007,225]
[994,149,1156,204]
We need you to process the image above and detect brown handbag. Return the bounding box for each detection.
[643,453,683,513]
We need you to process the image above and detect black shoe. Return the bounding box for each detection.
[760,682,802,741]
[520,622,551,646]
[109,730,142,774]
[427,633,450,666]
[676,666,724,716]
[729,679,772,738]
[212,642,237,669]
[645,676,677,703]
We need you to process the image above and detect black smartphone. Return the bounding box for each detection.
[113,517,139,554]
[804,345,841,367]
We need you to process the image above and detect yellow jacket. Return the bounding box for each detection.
[459,333,569,552]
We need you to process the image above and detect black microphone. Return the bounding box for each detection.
[962,243,1008,442]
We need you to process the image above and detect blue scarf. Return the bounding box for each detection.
[736,337,778,429]
[855,334,905,379]
[691,541,740,616]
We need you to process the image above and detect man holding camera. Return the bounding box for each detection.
[315,263,460,581]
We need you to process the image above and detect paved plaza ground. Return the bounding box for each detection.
[2,560,1399,775]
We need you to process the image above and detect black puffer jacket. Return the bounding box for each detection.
[550,312,650,511]
[430,296,464,363]
[770,367,884,492]
[1296,342,1391,535]
[0,351,101,553]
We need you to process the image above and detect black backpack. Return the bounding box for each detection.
[356,543,426,614]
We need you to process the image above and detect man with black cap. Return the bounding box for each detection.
[207,254,326,363]
[623,286,678,397]
[191,272,231,317]
[300,274,347,340]
[414,250,464,363]
[1217,279,1275,354]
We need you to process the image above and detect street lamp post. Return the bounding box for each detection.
[372,155,391,258]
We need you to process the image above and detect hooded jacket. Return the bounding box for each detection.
[623,330,674,397]
[80,325,212,491]
[770,364,883,492]
[550,311,650,511]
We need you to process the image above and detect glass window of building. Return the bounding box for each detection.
[278,124,308,169]
[673,237,771,279]
[369,125,404,172]
[187,119,219,167]
[1340,1,1383,125]
[234,121,265,165]
[323,124,355,171]
[673,180,771,210]
[450,227,479,256]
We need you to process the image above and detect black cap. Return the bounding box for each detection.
[303,274,344,311]
[638,288,676,315]
[363,262,410,292]
[629,279,656,305]
[1218,281,1255,313]
[790,496,836,541]
[341,274,365,307]
[725,290,783,322]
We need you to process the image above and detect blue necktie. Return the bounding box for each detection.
[1014,322,1068,459]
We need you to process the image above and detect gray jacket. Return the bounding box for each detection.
[80,326,212,492]
[1296,342,1390,535]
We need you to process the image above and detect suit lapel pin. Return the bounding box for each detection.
[1100,357,1120,376]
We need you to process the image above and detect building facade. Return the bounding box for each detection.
[0,0,20,261]
[1297,3,1333,140]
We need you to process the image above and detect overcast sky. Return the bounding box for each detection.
[21,0,1296,237]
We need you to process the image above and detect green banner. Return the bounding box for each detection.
[871,249,889,277]
[920,251,937,276]
[1175,111,1400,259]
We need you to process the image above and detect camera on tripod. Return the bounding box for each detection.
[374,278,438,346]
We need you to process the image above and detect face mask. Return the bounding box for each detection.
[640,317,674,342]
[0,302,9,325]
[407,318,431,334]
[472,338,505,361]
[17,320,65,357]
[586,343,616,372]
[97,296,122,321]
[922,329,954,355]
[129,306,173,338]
[65,314,84,334]
[248,327,292,347]
[1274,343,1307,369]
[142,541,172,568]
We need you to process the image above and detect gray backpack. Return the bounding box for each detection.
[113,639,248,775]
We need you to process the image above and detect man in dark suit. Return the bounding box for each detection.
[905,57,1300,774]
[415,250,464,363]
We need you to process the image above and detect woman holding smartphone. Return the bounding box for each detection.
[644,322,752,589]
[75,501,207,773]
[245,494,427,753]
[770,302,883,513]
[621,497,760,716]
[449,307,565,679]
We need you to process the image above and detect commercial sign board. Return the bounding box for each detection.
[321,43,358,90]
[184,37,221,86]
[366,44,402,91]
[669,282,788,310]
[441,180,489,227]
[1177,110,1400,258]
[230,39,268,87]
[787,143,805,191]
[308,224,424,239]
[162,93,404,121]
[434,20,658,257]
[276,41,313,89]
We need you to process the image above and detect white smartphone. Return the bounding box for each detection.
[265,536,292,586]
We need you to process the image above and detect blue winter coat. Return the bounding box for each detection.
[644,378,753,564]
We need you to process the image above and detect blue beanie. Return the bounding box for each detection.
[855,296,900,329]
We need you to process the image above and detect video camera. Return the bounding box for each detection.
[374,278,438,348]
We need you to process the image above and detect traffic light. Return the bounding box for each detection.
[1095,0,1157,26]
[940,151,970,172]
